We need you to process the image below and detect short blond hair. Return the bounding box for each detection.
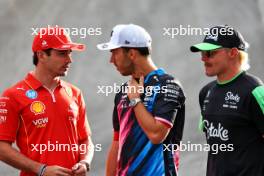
[239,50,250,71]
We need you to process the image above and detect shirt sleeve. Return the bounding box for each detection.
[199,86,209,132]
[112,94,120,132]
[77,92,91,141]
[0,90,20,142]
[251,86,264,134]
[153,78,185,128]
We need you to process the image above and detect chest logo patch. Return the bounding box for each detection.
[32,117,48,128]
[204,120,229,141]
[26,90,38,99]
[30,101,45,115]
[223,91,240,109]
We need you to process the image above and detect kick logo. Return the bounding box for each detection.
[203,120,229,141]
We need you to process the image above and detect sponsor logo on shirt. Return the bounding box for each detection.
[0,97,9,100]
[30,101,45,115]
[166,79,179,84]
[17,87,25,91]
[120,99,130,109]
[204,120,229,141]
[223,91,240,109]
[68,102,79,120]
[0,109,8,114]
[32,117,48,128]
[225,91,240,102]
[26,90,38,99]
[206,90,211,98]
[0,116,7,124]
[0,102,6,107]
[68,102,78,113]
[202,90,211,111]
[164,79,181,100]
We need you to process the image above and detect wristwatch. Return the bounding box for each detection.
[129,98,142,107]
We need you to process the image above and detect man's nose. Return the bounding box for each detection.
[201,56,209,62]
[110,54,114,63]
[66,54,72,63]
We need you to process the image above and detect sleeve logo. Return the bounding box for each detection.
[26,90,38,99]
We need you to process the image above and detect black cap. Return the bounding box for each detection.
[190,25,249,52]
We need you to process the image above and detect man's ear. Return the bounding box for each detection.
[229,48,239,58]
[128,49,138,61]
[37,51,48,63]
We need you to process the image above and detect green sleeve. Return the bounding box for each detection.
[198,115,204,131]
[252,86,264,115]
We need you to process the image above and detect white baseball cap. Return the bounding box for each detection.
[97,24,152,50]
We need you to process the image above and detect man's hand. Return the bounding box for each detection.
[127,76,144,100]
[72,162,87,176]
[43,165,73,176]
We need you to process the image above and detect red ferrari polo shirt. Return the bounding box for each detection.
[0,72,91,175]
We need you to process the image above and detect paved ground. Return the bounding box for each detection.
[0,0,264,175]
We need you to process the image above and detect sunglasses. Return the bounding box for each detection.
[201,48,226,58]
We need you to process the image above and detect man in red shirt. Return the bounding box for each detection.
[0,26,94,176]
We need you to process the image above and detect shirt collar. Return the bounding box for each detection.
[144,68,166,84]
[24,72,65,90]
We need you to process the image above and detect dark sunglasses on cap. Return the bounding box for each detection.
[201,48,228,58]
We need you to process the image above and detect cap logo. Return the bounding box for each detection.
[102,44,108,49]
[205,34,218,41]
[125,40,130,44]
[42,40,48,47]
[239,44,244,50]
[61,45,70,49]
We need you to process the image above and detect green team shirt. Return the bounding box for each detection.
[199,71,264,176]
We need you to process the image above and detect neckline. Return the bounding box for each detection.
[217,71,244,85]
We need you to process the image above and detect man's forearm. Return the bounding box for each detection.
[0,141,41,174]
[79,136,94,165]
[133,103,170,144]
[106,140,118,176]
[133,102,160,132]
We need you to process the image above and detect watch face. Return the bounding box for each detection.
[129,99,136,107]
[129,98,141,107]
